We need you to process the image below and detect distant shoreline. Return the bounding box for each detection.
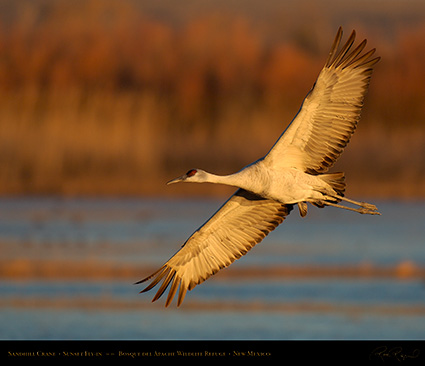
[1,258,423,281]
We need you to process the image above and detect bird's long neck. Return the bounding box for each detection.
[203,168,259,192]
[204,172,242,186]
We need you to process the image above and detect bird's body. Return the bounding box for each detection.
[178,162,343,206]
[138,27,381,307]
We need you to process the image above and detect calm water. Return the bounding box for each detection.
[0,197,424,340]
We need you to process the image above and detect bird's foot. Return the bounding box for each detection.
[360,202,378,211]
[359,207,381,215]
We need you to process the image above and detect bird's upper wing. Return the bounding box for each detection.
[137,189,293,307]
[264,27,380,174]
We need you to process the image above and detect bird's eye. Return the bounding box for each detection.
[186,169,197,177]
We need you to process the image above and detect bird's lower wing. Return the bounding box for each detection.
[137,189,293,307]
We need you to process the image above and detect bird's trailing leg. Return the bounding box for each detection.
[322,195,381,215]
[297,202,308,217]
[338,195,378,212]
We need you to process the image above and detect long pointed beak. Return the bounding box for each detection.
[167,174,186,185]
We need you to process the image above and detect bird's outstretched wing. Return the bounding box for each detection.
[137,189,293,307]
[264,27,380,174]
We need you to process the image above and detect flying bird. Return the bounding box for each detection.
[137,27,381,307]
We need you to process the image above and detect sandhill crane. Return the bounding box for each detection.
[137,27,381,307]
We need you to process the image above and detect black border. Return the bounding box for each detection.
[2,340,424,363]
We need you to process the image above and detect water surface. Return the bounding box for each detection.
[0,197,424,340]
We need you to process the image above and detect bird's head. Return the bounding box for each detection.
[167,169,208,185]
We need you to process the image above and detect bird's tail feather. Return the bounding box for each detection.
[320,172,346,197]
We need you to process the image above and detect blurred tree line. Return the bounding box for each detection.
[0,0,424,197]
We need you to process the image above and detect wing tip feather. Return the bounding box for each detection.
[326,27,380,72]
[325,26,343,67]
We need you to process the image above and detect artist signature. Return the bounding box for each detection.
[370,346,420,362]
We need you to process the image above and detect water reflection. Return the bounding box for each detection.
[0,197,424,339]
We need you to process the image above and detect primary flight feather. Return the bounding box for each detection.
[137,27,380,307]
